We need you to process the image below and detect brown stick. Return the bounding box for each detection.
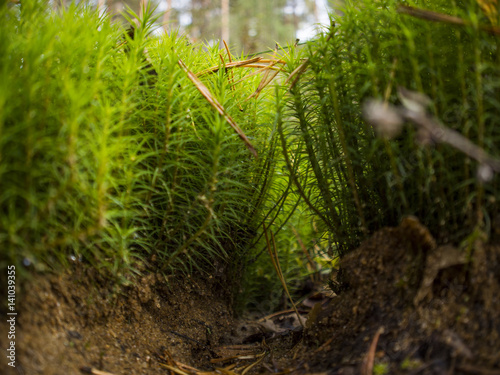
[263,223,304,328]
[80,367,117,375]
[397,5,500,35]
[360,327,384,375]
[197,57,284,76]
[178,59,257,158]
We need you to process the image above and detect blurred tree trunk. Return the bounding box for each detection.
[229,0,296,53]
[98,0,106,14]
[140,0,147,17]
[312,0,319,24]
[190,0,217,42]
[291,0,298,38]
[53,0,66,10]
[163,0,172,31]
[221,0,229,43]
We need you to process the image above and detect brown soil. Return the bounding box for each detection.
[1,217,500,374]
[294,217,500,374]
[0,267,236,375]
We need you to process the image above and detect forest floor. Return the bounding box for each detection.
[1,217,500,375]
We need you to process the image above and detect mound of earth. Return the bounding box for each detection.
[1,217,499,374]
[292,217,500,374]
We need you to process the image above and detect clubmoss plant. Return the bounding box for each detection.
[0,1,281,286]
[277,0,500,255]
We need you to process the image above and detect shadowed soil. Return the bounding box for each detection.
[0,268,236,374]
[1,218,500,374]
[292,218,500,374]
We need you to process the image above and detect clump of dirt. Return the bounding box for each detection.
[1,218,500,375]
[292,217,500,374]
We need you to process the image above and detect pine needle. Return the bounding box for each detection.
[178,59,258,158]
[263,223,304,329]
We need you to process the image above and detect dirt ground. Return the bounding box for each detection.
[1,217,500,374]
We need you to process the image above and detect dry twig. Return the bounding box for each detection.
[397,5,500,35]
[263,223,305,329]
[360,327,384,375]
[80,367,117,375]
[196,57,284,76]
[363,87,500,181]
[178,59,257,158]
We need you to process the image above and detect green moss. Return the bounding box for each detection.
[278,0,500,256]
[0,1,279,286]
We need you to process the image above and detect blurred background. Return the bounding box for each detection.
[56,0,340,53]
